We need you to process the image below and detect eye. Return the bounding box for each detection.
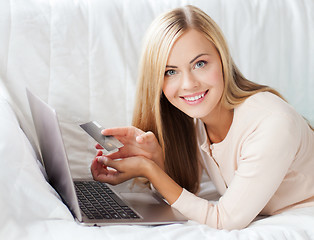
[165,69,177,76]
[195,60,207,69]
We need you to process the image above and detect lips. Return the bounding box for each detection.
[180,90,208,104]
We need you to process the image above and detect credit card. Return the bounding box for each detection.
[80,121,124,154]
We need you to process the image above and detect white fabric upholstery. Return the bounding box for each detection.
[0,0,313,178]
[0,96,73,235]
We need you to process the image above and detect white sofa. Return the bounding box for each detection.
[1,0,314,239]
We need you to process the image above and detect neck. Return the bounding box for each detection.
[201,105,234,144]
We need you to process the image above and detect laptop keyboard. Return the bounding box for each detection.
[74,181,140,220]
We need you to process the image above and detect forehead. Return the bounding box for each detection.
[166,29,216,64]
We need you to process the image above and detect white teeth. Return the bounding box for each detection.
[184,93,205,101]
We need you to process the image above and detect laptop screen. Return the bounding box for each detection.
[26,89,82,221]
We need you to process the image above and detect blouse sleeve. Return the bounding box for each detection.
[171,113,301,230]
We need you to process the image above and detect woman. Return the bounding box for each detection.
[91,5,314,230]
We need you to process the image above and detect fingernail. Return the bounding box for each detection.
[97,156,107,164]
[101,129,106,135]
[136,135,143,142]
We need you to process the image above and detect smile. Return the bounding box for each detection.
[181,90,208,104]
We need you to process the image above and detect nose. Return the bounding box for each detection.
[181,71,199,90]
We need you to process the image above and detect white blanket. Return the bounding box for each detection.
[0,0,314,239]
[1,100,314,240]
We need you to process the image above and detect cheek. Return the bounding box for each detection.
[202,65,224,88]
[213,70,224,89]
[162,80,177,101]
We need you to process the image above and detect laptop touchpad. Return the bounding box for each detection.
[120,193,161,205]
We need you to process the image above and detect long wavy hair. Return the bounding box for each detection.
[132,5,287,193]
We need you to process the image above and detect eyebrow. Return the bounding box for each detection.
[189,53,209,64]
[165,53,209,68]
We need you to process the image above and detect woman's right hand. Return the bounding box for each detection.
[96,126,164,170]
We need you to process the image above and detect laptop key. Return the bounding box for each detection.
[75,181,140,220]
[109,193,128,207]
[111,213,121,219]
[120,213,130,219]
[103,214,112,219]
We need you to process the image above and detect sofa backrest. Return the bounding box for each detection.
[0,0,313,178]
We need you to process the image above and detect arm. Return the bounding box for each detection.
[142,159,183,205]
[171,113,301,229]
[91,155,182,205]
[91,114,299,229]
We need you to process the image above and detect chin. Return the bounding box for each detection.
[181,110,208,119]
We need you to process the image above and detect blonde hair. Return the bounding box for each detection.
[132,5,285,193]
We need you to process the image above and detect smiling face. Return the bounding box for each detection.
[162,29,224,122]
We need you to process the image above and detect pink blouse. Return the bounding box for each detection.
[171,92,314,230]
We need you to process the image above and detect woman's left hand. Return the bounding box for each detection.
[90,129,183,206]
[91,153,152,185]
[91,151,183,205]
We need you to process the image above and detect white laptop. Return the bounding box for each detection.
[26,89,187,226]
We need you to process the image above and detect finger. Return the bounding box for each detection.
[102,126,144,137]
[92,157,125,185]
[96,150,103,157]
[101,127,132,136]
[145,131,155,140]
[102,151,120,158]
[91,158,106,179]
[102,150,125,159]
[95,172,127,186]
[95,143,104,149]
[96,156,108,165]
[135,134,144,143]
[92,169,119,184]
[91,158,121,183]
[91,158,98,172]
[97,156,122,172]
[136,131,155,144]
[103,146,148,160]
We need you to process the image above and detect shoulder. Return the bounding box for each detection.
[240,92,291,114]
[233,92,308,144]
[236,92,301,124]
